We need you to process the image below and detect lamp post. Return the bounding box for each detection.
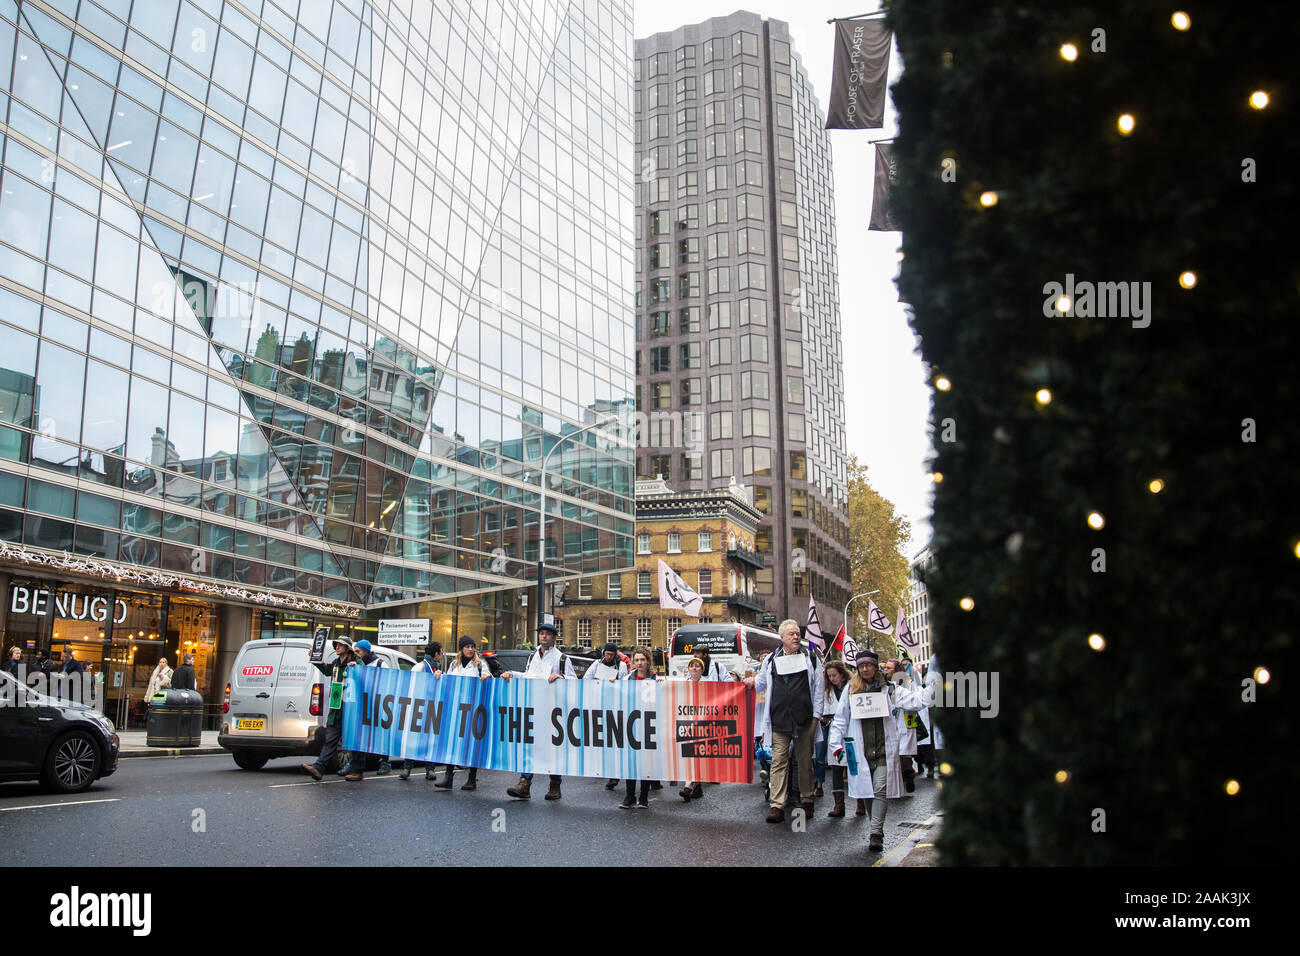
[843,589,881,646]
[534,414,622,629]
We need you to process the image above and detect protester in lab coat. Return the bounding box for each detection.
[816,660,852,817]
[744,619,825,824]
[829,648,923,853]
[883,658,920,792]
[692,644,732,682]
[501,620,575,801]
[585,642,628,681]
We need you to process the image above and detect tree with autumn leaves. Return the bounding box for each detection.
[843,455,914,658]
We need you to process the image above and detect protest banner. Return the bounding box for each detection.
[342,667,754,784]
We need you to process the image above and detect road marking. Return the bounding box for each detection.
[270,773,406,789]
[0,797,121,812]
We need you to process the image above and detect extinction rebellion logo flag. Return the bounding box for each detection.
[825,17,892,130]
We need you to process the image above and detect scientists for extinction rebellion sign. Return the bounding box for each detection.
[342,666,754,783]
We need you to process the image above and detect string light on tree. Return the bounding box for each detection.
[1055,770,1071,784]
[979,191,998,207]
[1035,388,1052,405]
[935,375,952,391]
[1171,11,1191,30]
[1179,270,1197,289]
[1253,667,1270,684]
[1087,511,1105,530]
[1224,779,1241,796]
[1088,633,1106,651]
[1117,113,1136,135]
[959,596,975,611]
[1148,479,1165,493]
[1059,42,1078,62]
[1055,294,1071,313]
[1249,90,1269,110]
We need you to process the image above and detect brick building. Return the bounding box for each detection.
[557,477,766,652]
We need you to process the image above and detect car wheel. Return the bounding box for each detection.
[233,751,269,771]
[43,731,103,794]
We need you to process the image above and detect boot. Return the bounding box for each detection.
[345,772,363,782]
[765,806,785,823]
[377,758,391,775]
[507,777,531,799]
[435,766,454,790]
[690,783,704,799]
[544,779,563,801]
[461,768,478,791]
[426,766,436,781]
[856,798,868,817]
[814,782,824,798]
[868,831,884,852]
[679,785,693,802]
[828,792,846,818]
[398,763,411,781]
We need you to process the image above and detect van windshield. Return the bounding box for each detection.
[669,627,740,658]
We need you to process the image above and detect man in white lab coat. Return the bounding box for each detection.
[745,619,824,824]
[502,619,575,800]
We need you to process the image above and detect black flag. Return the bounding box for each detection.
[869,143,899,231]
[825,18,892,130]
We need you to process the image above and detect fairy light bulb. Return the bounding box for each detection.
[1225,779,1241,796]
[1148,479,1165,493]
[979,191,998,207]
[1117,113,1136,134]
[1249,90,1269,110]
[1087,511,1105,530]
[1035,388,1052,405]
[959,596,975,611]
[1179,271,1197,289]
[1059,43,1078,61]
[1088,633,1106,651]
[1171,11,1190,30]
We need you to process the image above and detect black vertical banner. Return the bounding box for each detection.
[869,143,899,231]
[824,18,892,130]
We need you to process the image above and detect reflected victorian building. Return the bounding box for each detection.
[0,0,636,716]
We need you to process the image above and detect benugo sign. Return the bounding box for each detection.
[342,666,755,783]
[9,585,128,623]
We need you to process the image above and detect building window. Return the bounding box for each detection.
[679,343,702,369]
[738,262,766,290]
[706,198,729,226]
[680,452,703,480]
[734,94,761,121]
[704,68,726,96]
[677,202,699,228]
[790,451,807,480]
[678,237,700,264]
[711,449,734,479]
[786,375,804,404]
[676,107,698,134]
[788,413,806,443]
[698,569,713,597]
[704,38,723,63]
[736,194,763,221]
[652,382,672,408]
[680,376,701,404]
[578,578,593,599]
[732,31,759,57]
[740,298,767,326]
[707,232,731,261]
[665,617,683,643]
[741,408,771,438]
[705,100,728,127]
[677,44,697,70]
[637,618,653,646]
[705,132,728,160]
[608,618,622,642]
[648,243,670,270]
[709,373,732,402]
[744,446,772,476]
[608,574,623,599]
[638,572,652,598]
[577,619,592,647]
[648,52,669,77]
[710,411,733,440]
[708,338,732,366]
[650,311,671,336]
[637,533,651,554]
[651,346,671,373]
[675,75,697,103]
[651,454,672,479]
[739,335,769,364]
[735,159,763,188]
[668,532,681,553]
[679,272,700,298]
[754,486,772,514]
[707,267,730,295]
[679,307,701,333]
[735,127,762,154]
[774,71,792,98]
[676,170,699,197]
[737,227,765,255]
[740,370,770,400]
[698,531,712,552]
[706,164,729,192]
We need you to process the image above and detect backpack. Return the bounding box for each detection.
[484,655,504,678]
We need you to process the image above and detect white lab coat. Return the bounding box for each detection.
[753,647,825,745]
[820,686,847,766]
[696,659,732,682]
[446,657,490,678]
[510,646,576,680]
[828,680,922,800]
[892,674,919,757]
[919,672,946,750]
[584,658,628,681]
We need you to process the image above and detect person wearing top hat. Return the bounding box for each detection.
[302,636,365,781]
[502,617,575,800]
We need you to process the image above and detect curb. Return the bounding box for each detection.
[874,811,942,867]
[118,747,227,759]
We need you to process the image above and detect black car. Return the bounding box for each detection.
[0,670,119,793]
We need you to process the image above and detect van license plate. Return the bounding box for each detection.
[236,718,266,731]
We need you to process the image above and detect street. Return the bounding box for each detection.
[0,754,940,866]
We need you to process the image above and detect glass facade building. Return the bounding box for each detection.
[633,13,849,629]
[0,0,636,703]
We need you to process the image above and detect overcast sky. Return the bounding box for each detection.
[633,1,934,553]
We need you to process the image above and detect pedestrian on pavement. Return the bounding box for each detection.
[60,650,83,676]
[919,661,946,777]
[817,660,852,817]
[352,640,392,775]
[745,619,824,824]
[502,619,575,800]
[829,649,923,852]
[302,637,362,781]
[429,637,491,791]
[400,640,443,782]
[620,648,660,809]
[882,658,920,793]
[171,654,197,691]
[675,657,712,802]
[4,646,22,677]
[145,657,172,703]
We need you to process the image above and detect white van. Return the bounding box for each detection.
[218,638,415,770]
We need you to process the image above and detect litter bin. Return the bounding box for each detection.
[146,688,204,747]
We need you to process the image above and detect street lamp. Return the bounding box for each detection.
[535,413,625,628]
[843,590,881,645]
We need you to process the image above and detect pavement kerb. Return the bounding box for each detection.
[874,810,942,867]
[119,746,227,759]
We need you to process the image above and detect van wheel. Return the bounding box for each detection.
[43,731,102,793]
[233,751,268,771]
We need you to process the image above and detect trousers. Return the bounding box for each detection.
[769,720,815,809]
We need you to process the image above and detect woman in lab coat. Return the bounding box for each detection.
[828,648,922,852]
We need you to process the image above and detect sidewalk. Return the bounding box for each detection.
[875,810,943,867]
[116,730,225,758]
